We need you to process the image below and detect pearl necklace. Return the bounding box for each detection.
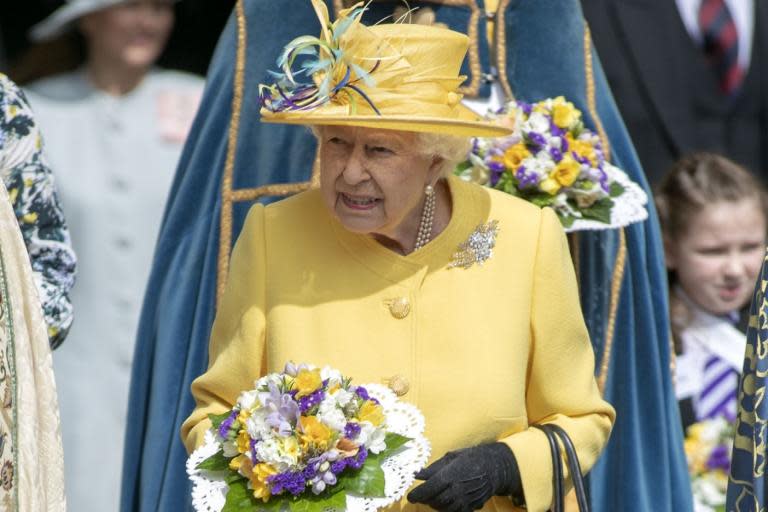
[414,184,436,251]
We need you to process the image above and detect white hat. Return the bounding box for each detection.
[30,0,135,42]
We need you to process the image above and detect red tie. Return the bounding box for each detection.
[699,0,744,95]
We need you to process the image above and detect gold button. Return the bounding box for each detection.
[446,91,461,106]
[387,375,410,396]
[388,297,410,319]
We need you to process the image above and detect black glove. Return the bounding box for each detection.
[406,443,524,512]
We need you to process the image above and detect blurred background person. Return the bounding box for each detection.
[582,0,768,185]
[21,0,204,510]
[0,73,67,512]
[656,153,768,431]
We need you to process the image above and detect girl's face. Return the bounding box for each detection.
[79,0,174,69]
[666,198,767,315]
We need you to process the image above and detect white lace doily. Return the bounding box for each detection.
[565,163,649,232]
[188,383,430,512]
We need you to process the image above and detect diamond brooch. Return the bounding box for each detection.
[449,220,500,269]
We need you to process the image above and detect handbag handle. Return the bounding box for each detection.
[533,424,590,512]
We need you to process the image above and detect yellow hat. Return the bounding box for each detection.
[259,1,511,138]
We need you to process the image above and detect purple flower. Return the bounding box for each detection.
[549,146,563,162]
[488,160,505,187]
[549,120,565,137]
[707,444,731,472]
[350,447,368,469]
[527,132,547,149]
[260,382,301,435]
[268,470,307,496]
[515,166,538,189]
[355,386,370,400]
[344,422,362,440]
[519,101,533,115]
[298,388,326,413]
[218,410,238,439]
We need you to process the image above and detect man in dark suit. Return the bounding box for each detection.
[582,0,768,184]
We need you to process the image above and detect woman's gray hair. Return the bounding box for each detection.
[415,132,472,177]
[310,126,471,177]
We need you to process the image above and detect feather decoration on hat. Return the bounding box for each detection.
[259,0,392,115]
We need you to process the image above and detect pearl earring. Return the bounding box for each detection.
[414,184,436,251]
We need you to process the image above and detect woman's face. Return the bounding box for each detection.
[79,0,174,69]
[666,198,767,315]
[318,126,442,240]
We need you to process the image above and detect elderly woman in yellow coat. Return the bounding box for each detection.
[182,3,615,511]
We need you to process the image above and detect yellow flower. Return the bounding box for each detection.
[236,430,251,454]
[567,136,597,166]
[250,463,277,502]
[357,400,385,427]
[229,454,249,472]
[21,213,38,224]
[7,189,17,206]
[551,96,581,129]
[280,436,301,460]
[539,177,561,196]
[237,408,251,424]
[553,154,581,187]
[299,416,331,451]
[502,143,531,170]
[294,368,322,398]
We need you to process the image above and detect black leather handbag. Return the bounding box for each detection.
[533,424,590,512]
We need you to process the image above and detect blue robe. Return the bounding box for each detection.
[728,251,768,510]
[120,1,692,510]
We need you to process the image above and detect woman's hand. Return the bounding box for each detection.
[406,443,524,511]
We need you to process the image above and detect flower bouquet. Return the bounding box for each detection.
[683,416,734,512]
[187,362,430,512]
[455,97,648,231]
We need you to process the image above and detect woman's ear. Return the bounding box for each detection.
[428,156,445,184]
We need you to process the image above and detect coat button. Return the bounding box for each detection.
[387,375,410,397]
[387,297,410,319]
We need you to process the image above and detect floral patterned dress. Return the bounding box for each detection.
[0,74,75,349]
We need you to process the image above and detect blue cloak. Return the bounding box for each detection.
[728,250,768,510]
[120,1,692,510]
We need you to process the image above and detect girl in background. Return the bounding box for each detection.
[656,153,768,429]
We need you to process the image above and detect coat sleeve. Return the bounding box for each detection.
[499,207,616,512]
[181,203,268,452]
[1,77,76,349]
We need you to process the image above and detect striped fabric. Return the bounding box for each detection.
[696,353,739,420]
[699,0,745,95]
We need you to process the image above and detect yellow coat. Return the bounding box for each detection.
[182,176,615,512]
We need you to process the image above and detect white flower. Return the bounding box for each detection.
[222,439,239,458]
[327,387,352,406]
[524,112,549,134]
[254,373,282,392]
[255,437,298,472]
[317,398,347,432]
[245,409,272,440]
[236,390,259,411]
[320,366,343,387]
[357,422,387,454]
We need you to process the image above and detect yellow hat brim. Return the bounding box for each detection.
[260,103,512,138]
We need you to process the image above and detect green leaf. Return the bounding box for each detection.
[209,411,233,430]
[454,160,473,175]
[609,181,625,198]
[222,479,258,511]
[580,198,614,224]
[196,450,231,471]
[382,433,411,457]
[559,214,576,228]
[338,453,386,497]
[288,488,347,512]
